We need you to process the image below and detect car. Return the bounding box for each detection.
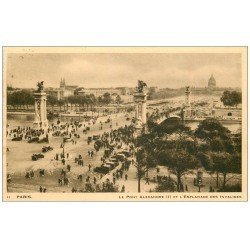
[105,161,116,170]
[108,158,119,167]
[93,135,100,140]
[31,153,44,161]
[116,153,126,162]
[63,137,72,143]
[119,150,131,157]
[28,137,39,143]
[12,136,22,141]
[94,166,110,174]
[110,156,119,162]
[42,146,53,153]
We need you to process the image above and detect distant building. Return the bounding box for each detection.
[59,78,78,97]
[45,78,78,100]
[46,87,64,100]
[115,87,131,95]
[77,88,121,97]
[208,74,216,89]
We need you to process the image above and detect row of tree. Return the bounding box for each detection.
[135,117,241,192]
[7,90,34,108]
[7,90,122,110]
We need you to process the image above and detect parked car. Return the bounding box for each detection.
[94,165,110,174]
[116,153,126,162]
[119,150,131,157]
[12,136,22,141]
[42,146,53,153]
[93,135,100,140]
[32,153,44,161]
[109,156,119,163]
[108,158,119,167]
[28,137,39,143]
[63,137,72,143]
[105,161,116,170]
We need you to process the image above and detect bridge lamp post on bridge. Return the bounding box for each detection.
[33,81,48,129]
[133,80,148,134]
[185,86,191,107]
[182,86,192,120]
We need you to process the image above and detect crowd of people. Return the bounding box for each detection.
[7,112,157,193]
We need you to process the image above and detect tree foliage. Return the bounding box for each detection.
[195,118,231,141]
[7,90,34,106]
[158,149,199,191]
[220,90,242,107]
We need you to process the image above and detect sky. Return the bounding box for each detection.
[6,52,242,89]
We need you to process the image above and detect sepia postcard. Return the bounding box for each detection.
[2,46,247,201]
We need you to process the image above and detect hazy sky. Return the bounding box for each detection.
[6,53,242,89]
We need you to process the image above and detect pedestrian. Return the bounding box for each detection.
[145,177,150,185]
[88,164,91,171]
[125,174,128,181]
[67,165,71,172]
[193,178,196,186]
[30,170,34,178]
[121,185,125,192]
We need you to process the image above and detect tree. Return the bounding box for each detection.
[146,117,158,133]
[57,99,65,112]
[7,90,34,109]
[159,149,199,191]
[115,95,122,104]
[134,148,157,192]
[86,94,97,111]
[209,152,241,190]
[195,118,231,141]
[154,176,176,192]
[102,92,112,105]
[147,87,156,100]
[195,118,235,155]
[155,117,190,136]
[135,149,147,193]
[221,90,242,108]
[198,151,241,189]
[47,95,57,111]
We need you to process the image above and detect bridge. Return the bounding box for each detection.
[155,114,182,124]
